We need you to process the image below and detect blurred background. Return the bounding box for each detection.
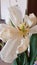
[1,0,27,20]
[0,0,37,20]
[0,0,37,21]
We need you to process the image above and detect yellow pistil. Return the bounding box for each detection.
[18,23,29,37]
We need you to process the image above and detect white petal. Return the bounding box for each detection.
[8,6,23,27]
[30,25,37,36]
[16,36,30,54]
[24,15,33,27]
[0,24,18,42]
[29,13,37,26]
[0,38,21,63]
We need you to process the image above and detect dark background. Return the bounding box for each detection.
[27,0,37,16]
[0,0,1,18]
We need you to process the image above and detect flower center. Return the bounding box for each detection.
[19,23,25,32]
[17,23,29,37]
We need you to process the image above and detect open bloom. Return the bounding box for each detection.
[0,6,37,63]
[0,22,30,63]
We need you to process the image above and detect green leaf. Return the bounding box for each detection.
[30,34,37,65]
[12,51,28,65]
[17,51,29,65]
[12,59,17,65]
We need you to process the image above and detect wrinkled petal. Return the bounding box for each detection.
[29,13,37,26]
[29,25,37,36]
[24,15,33,27]
[24,14,37,27]
[0,38,21,63]
[16,36,30,54]
[7,6,23,27]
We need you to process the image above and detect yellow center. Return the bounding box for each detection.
[18,23,29,37]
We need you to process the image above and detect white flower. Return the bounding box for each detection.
[0,6,37,63]
[0,22,29,63]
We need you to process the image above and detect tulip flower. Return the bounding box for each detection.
[0,6,37,63]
